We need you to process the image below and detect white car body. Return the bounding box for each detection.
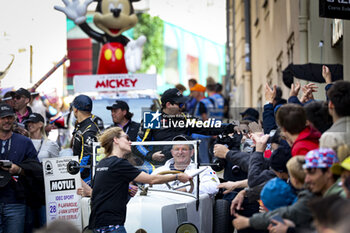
[78,141,230,233]
[80,187,214,233]
[125,189,213,233]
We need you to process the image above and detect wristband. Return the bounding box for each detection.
[17,167,22,175]
[175,174,178,181]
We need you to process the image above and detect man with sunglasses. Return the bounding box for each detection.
[135,88,234,173]
[13,88,33,124]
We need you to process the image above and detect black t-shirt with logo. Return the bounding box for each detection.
[89,156,141,229]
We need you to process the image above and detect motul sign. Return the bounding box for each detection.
[74,74,157,92]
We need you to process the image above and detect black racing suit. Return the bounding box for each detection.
[72,117,100,185]
[110,120,140,142]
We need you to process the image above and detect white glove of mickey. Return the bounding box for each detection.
[125,35,147,73]
[54,0,93,25]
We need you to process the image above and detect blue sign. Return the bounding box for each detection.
[143,111,161,129]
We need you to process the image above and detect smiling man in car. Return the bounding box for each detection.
[134,88,234,173]
[151,135,219,195]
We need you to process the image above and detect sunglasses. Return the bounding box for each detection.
[14,95,23,100]
[174,102,185,108]
[120,135,131,141]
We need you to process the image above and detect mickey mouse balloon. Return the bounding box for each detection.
[55,0,146,74]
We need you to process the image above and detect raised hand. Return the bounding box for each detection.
[54,0,93,24]
[322,65,332,84]
[289,82,301,97]
[125,35,147,73]
[300,83,317,103]
[250,133,269,152]
[248,121,263,134]
[265,83,276,103]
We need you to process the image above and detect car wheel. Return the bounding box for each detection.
[213,199,231,233]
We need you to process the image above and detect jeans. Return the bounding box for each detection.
[93,225,127,233]
[0,203,26,233]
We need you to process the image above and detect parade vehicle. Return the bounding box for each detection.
[70,140,231,233]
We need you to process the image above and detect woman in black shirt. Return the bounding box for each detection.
[89,127,191,233]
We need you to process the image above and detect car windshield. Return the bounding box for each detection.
[93,141,199,174]
[92,98,159,127]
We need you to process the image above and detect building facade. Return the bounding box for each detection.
[227,0,350,118]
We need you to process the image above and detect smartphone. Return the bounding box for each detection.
[269,214,284,226]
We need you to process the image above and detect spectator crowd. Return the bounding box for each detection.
[0,66,350,233]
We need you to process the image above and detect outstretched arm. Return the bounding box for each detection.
[54,0,93,24]
[55,0,105,42]
[134,171,192,185]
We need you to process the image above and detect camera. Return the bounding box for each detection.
[267,129,281,144]
[0,160,12,168]
[211,123,242,172]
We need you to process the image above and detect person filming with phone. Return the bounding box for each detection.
[0,103,38,233]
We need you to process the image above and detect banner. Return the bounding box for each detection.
[73,73,157,93]
[43,157,82,229]
[319,0,350,20]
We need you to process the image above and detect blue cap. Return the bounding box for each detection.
[260,178,297,211]
[72,95,92,112]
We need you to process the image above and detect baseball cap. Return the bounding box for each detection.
[161,88,187,105]
[15,88,31,99]
[331,156,350,175]
[25,113,45,124]
[240,108,259,121]
[190,84,206,92]
[260,178,297,211]
[72,95,92,112]
[303,148,339,169]
[172,135,192,141]
[2,91,16,101]
[106,100,129,111]
[0,103,15,118]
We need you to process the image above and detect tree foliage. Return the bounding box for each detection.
[133,13,165,74]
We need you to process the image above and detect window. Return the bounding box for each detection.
[266,68,273,86]
[276,51,283,87]
[254,0,260,27]
[287,32,294,64]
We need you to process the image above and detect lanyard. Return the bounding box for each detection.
[0,137,12,160]
[118,120,130,134]
[36,138,44,155]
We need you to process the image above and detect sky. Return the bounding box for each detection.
[0,0,226,95]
